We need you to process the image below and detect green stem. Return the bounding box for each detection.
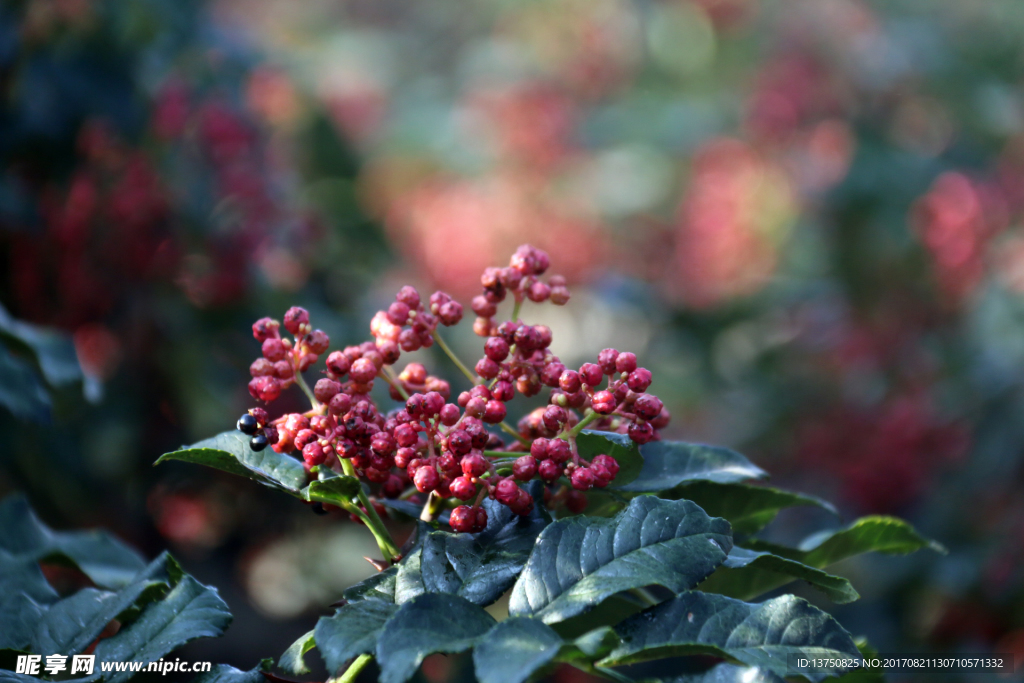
[566,410,600,438]
[510,295,523,323]
[483,450,514,458]
[356,489,399,563]
[295,372,322,411]
[332,653,373,683]
[499,420,530,445]
[340,458,357,478]
[432,329,479,385]
[379,367,410,401]
[420,490,446,522]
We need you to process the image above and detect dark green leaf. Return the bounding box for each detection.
[602,591,860,680]
[315,600,398,677]
[303,474,362,507]
[32,554,171,657]
[93,575,232,683]
[509,496,732,624]
[0,304,82,387]
[0,551,57,651]
[834,640,883,683]
[279,629,316,675]
[190,662,271,683]
[665,482,837,535]
[577,430,644,488]
[663,663,785,683]
[0,344,51,423]
[615,441,766,493]
[156,431,307,493]
[396,486,550,606]
[744,516,945,568]
[343,567,398,603]
[698,547,860,603]
[376,593,496,683]
[0,495,147,589]
[473,617,568,683]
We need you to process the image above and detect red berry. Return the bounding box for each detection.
[382,475,404,499]
[396,286,421,309]
[252,317,280,342]
[450,505,476,532]
[513,455,537,481]
[492,381,515,402]
[248,376,281,402]
[395,447,416,469]
[494,478,519,505]
[414,466,440,493]
[485,337,510,362]
[283,307,310,335]
[547,438,571,463]
[538,459,563,482]
[591,454,619,476]
[439,403,461,426]
[542,405,567,431]
[387,302,410,326]
[461,453,488,477]
[262,338,286,361]
[250,358,274,377]
[465,396,487,418]
[526,281,550,302]
[307,330,330,354]
[597,348,619,374]
[446,429,472,456]
[508,488,534,516]
[580,363,604,387]
[497,321,520,343]
[371,432,396,456]
[303,442,326,467]
[274,361,294,379]
[652,406,671,429]
[615,352,637,374]
[328,392,352,416]
[482,400,507,424]
[565,490,588,513]
[627,367,652,393]
[423,391,445,416]
[592,390,617,414]
[376,340,401,365]
[314,379,341,403]
[627,421,654,444]
[472,507,488,532]
[326,351,351,376]
[530,438,550,460]
[540,361,565,387]
[571,467,595,491]
[476,357,500,380]
[471,295,497,318]
[451,476,477,501]
[559,370,582,393]
[634,394,664,421]
[438,301,463,326]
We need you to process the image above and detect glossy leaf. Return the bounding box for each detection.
[603,592,861,680]
[94,575,232,683]
[303,473,361,507]
[0,494,147,589]
[615,441,766,493]
[509,496,732,624]
[190,662,272,683]
[699,547,860,603]
[577,430,644,488]
[315,600,398,676]
[396,486,550,605]
[473,618,618,683]
[0,551,57,652]
[665,663,786,683]
[744,516,945,568]
[666,481,837,535]
[376,593,496,683]
[156,431,307,493]
[343,567,399,603]
[0,344,51,422]
[279,629,316,675]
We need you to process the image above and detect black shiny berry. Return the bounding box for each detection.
[237,413,258,434]
[311,502,328,515]
[250,433,269,451]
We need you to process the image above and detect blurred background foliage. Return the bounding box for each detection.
[2,0,1024,680]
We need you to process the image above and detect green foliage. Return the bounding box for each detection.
[152,435,942,683]
[0,496,238,683]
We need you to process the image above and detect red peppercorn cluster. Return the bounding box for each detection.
[471,244,570,337]
[236,245,670,532]
[248,307,331,403]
